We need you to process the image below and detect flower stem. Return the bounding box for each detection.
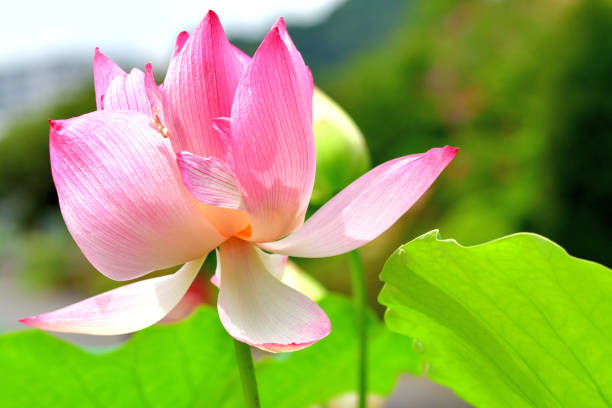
[349,250,367,408]
[233,339,261,408]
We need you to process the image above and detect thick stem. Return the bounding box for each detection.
[233,339,261,408]
[349,250,368,408]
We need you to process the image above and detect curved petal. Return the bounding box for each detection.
[211,257,325,303]
[273,18,313,114]
[230,23,315,242]
[231,44,251,66]
[211,247,287,287]
[20,257,205,335]
[177,151,244,210]
[165,31,188,86]
[217,238,330,353]
[162,10,246,159]
[103,68,151,114]
[50,110,225,281]
[176,149,250,237]
[144,63,164,123]
[93,48,125,110]
[173,31,189,57]
[210,249,221,287]
[260,146,458,257]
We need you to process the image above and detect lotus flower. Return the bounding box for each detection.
[20,11,457,352]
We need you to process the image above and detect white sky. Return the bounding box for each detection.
[0,0,344,69]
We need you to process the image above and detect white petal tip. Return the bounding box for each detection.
[221,305,332,353]
[233,317,331,353]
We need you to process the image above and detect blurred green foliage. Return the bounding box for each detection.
[529,0,612,266]
[0,0,610,300]
[321,0,612,265]
[0,86,95,227]
[233,0,411,74]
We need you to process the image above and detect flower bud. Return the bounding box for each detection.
[282,261,326,302]
[311,88,370,205]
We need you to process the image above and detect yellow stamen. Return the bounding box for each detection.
[151,108,169,138]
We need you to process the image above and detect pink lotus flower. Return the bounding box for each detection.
[20,11,457,352]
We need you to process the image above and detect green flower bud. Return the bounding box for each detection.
[311,88,371,205]
[282,261,327,302]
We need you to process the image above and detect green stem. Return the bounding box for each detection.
[349,250,367,408]
[233,339,261,408]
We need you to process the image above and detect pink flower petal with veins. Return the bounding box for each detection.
[26,12,459,355]
[93,48,125,110]
[93,49,150,114]
[273,18,314,115]
[217,238,329,353]
[229,22,315,243]
[162,11,247,159]
[50,110,224,281]
[260,146,458,257]
[20,257,205,335]
[211,247,287,287]
[144,63,167,127]
[231,44,251,66]
[103,68,151,114]
[173,31,189,57]
[210,117,236,165]
[177,150,244,210]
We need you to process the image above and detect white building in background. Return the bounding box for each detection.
[0,59,90,136]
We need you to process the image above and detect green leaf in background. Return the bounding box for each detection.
[379,230,612,408]
[0,295,419,408]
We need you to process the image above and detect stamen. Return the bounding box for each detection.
[150,108,169,138]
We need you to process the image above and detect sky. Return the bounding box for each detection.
[0,0,344,69]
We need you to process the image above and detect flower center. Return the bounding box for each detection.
[235,224,252,239]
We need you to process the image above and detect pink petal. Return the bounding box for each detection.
[273,18,314,115]
[258,251,288,279]
[165,31,188,86]
[210,250,221,287]
[211,247,287,288]
[176,151,244,210]
[93,48,125,110]
[173,31,189,57]
[50,110,225,281]
[20,257,205,335]
[160,275,210,324]
[229,23,315,242]
[217,238,330,353]
[175,148,250,238]
[211,117,233,163]
[103,68,151,114]
[162,10,246,159]
[166,31,190,95]
[144,63,166,125]
[231,44,251,66]
[260,146,458,257]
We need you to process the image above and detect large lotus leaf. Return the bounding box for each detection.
[379,230,612,407]
[0,295,419,407]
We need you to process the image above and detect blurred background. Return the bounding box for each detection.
[1,0,611,406]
